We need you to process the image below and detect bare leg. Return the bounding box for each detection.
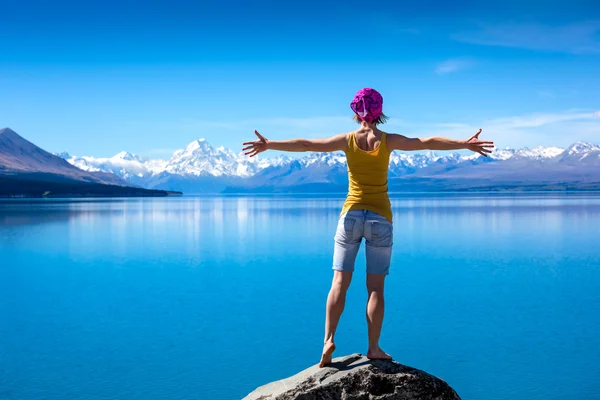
[366,273,392,360]
[319,271,353,367]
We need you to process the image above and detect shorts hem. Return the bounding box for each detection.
[332,265,355,273]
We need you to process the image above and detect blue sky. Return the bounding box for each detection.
[1,0,599,158]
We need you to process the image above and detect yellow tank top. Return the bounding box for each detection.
[341,131,392,222]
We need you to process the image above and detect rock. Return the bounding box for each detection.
[244,354,461,400]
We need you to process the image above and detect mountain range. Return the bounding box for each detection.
[0,128,180,197]
[59,137,600,192]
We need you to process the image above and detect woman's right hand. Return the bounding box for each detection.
[243,130,269,157]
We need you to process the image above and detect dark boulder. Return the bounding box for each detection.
[244,354,461,400]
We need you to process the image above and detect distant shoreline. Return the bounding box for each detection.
[0,174,183,198]
[219,188,600,195]
[2,190,599,200]
[0,191,183,199]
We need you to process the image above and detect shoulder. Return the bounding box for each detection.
[338,132,352,151]
[382,131,398,144]
[325,132,351,143]
[381,131,398,140]
[314,132,351,152]
[383,132,413,151]
[334,132,353,144]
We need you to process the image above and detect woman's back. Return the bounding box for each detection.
[341,129,392,222]
[352,129,383,152]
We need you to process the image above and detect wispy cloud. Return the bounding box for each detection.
[452,21,600,54]
[435,58,476,74]
[413,110,600,149]
[424,111,598,133]
[484,111,595,129]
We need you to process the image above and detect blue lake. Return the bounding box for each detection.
[1,194,599,400]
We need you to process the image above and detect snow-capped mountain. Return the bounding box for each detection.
[567,142,600,155]
[63,138,293,180]
[57,139,600,192]
[0,128,179,198]
[492,146,565,161]
[66,152,167,183]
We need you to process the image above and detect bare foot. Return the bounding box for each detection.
[319,341,336,368]
[367,347,392,360]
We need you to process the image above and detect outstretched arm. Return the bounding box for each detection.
[243,130,348,157]
[387,129,494,157]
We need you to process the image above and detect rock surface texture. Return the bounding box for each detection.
[244,354,461,400]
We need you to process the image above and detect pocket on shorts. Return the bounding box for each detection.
[335,215,357,243]
[369,220,393,247]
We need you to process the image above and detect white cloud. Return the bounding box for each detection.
[483,111,594,129]
[409,110,600,148]
[435,58,476,75]
[452,21,600,54]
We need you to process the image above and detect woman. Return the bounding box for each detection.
[243,88,494,367]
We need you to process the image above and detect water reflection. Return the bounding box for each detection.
[2,194,600,218]
[2,194,599,266]
[2,194,600,235]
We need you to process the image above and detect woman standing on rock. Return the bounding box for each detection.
[243,88,494,367]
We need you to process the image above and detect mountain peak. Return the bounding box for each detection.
[567,142,600,155]
[0,127,21,139]
[54,151,72,160]
[514,146,565,160]
[0,128,126,186]
[423,150,439,160]
[185,138,214,152]
[112,151,140,161]
[0,128,35,148]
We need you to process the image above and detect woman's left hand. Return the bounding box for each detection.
[465,129,494,157]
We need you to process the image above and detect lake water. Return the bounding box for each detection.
[1,194,599,400]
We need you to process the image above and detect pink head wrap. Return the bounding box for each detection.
[350,88,383,122]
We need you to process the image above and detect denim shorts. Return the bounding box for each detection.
[332,210,393,275]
